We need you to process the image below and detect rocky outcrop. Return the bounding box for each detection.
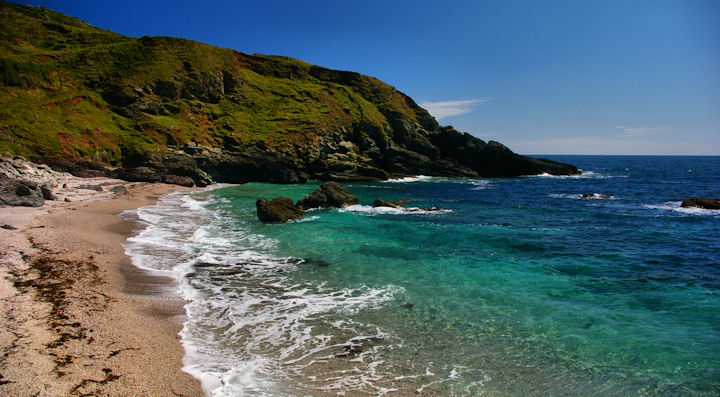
[429,128,579,177]
[681,197,720,210]
[256,197,303,223]
[0,155,67,207]
[121,150,213,187]
[114,167,195,187]
[296,182,359,209]
[40,158,112,178]
[0,174,45,207]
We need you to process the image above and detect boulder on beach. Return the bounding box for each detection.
[0,174,45,207]
[296,181,358,209]
[256,197,304,223]
[77,184,104,192]
[40,184,56,200]
[0,155,70,207]
[680,197,720,210]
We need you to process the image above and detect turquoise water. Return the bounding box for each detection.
[126,156,720,395]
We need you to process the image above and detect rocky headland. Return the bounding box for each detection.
[0,2,579,194]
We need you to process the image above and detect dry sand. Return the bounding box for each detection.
[0,179,203,396]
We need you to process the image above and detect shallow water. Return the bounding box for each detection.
[124,156,720,396]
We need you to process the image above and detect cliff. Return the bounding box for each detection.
[0,2,579,185]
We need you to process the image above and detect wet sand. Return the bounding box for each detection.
[0,180,203,396]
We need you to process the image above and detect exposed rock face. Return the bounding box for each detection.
[39,158,112,178]
[191,146,307,184]
[681,197,720,210]
[102,126,579,185]
[121,151,213,187]
[256,197,303,223]
[296,182,359,209]
[114,167,196,187]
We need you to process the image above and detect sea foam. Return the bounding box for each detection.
[340,204,452,215]
[643,201,720,217]
[122,191,408,396]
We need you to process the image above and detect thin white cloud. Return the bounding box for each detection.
[419,98,489,119]
[616,126,670,136]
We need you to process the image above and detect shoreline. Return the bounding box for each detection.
[0,180,203,396]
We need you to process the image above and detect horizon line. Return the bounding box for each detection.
[521,153,720,157]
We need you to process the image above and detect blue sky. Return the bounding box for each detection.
[17,0,720,154]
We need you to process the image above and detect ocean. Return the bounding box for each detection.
[122,155,720,396]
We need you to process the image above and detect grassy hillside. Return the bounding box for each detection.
[0,2,436,164]
[0,2,580,182]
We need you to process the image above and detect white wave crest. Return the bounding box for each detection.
[529,170,621,179]
[549,193,616,200]
[340,204,452,215]
[643,201,720,216]
[382,175,434,183]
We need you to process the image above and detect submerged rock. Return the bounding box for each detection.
[256,197,304,223]
[681,197,720,210]
[301,258,332,267]
[296,181,358,209]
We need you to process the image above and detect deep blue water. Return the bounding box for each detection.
[125,155,720,396]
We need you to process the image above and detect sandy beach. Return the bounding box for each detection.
[0,179,203,396]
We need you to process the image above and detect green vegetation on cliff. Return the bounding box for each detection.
[1,3,423,158]
[0,2,579,182]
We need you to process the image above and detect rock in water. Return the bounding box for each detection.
[372,198,405,208]
[581,193,611,199]
[296,182,358,209]
[256,197,304,223]
[681,197,720,210]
